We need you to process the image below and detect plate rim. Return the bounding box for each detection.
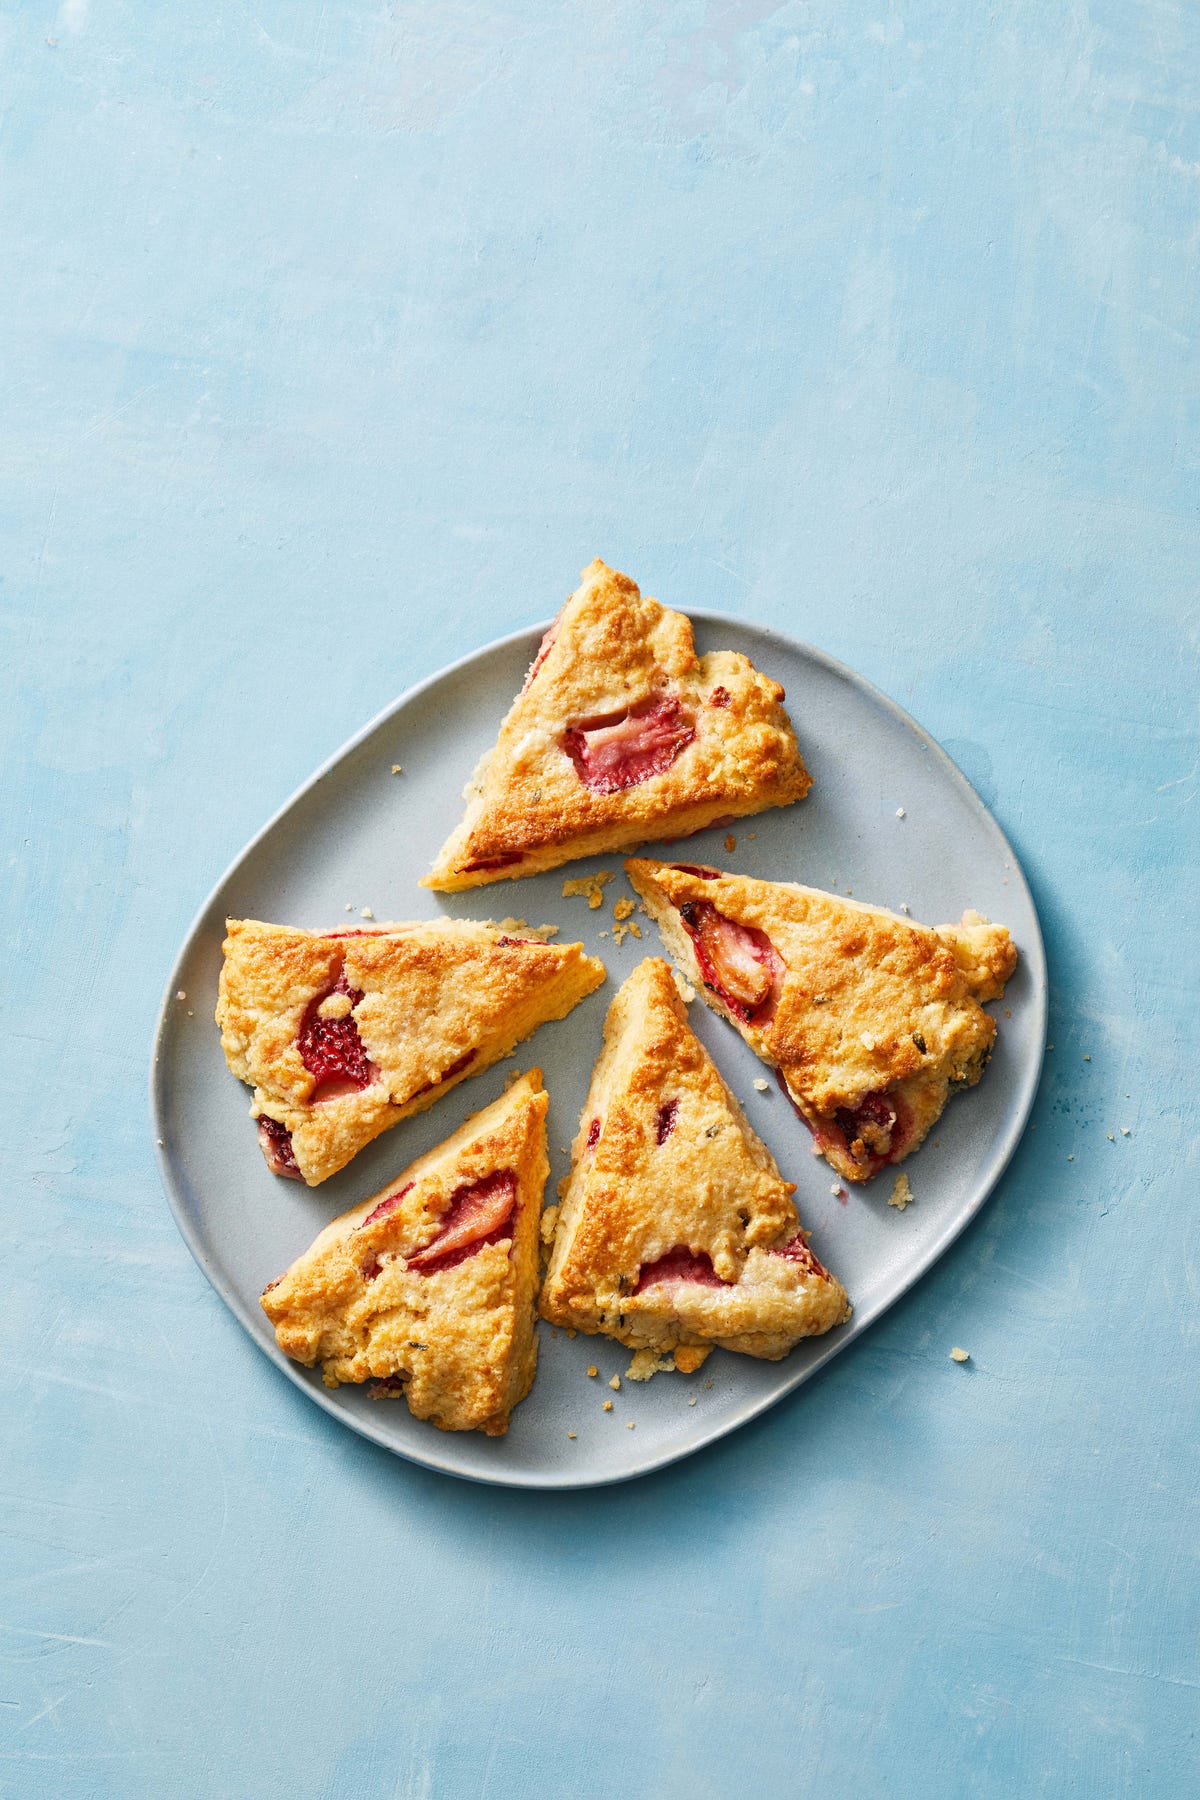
[149,612,1047,1490]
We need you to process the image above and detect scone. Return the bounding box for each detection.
[540,958,849,1366]
[627,858,1018,1184]
[261,1071,548,1435]
[217,919,604,1185]
[423,559,810,890]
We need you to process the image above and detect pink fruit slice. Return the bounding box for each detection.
[521,616,561,693]
[635,1247,729,1292]
[776,1070,910,1177]
[406,1170,517,1273]
[357,1181,416,1231]
[771,1234,832,1281]
[678,900,783,1022]
[257,1117,302,1180]
[298,968,378,1103]
[464,851,524,873]
[408,1048,477,1103]
[562,694,695,795]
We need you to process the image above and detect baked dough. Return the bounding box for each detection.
[540,958,849,1363]
[423,560,810,890]
[261,1071,548,1435]
[627,858,1017,1183]
[216,919,604,1185]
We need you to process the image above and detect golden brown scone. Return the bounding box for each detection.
[540,958,849,1364]
[216,919,604,1185]
[423,559,810,890]
[262,1072,548,1435]
[627,860,1018,1185]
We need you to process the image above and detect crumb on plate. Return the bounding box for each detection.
[562,871,614,908]
[889,1173,914,1211]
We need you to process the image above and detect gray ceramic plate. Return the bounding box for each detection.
[151,616,1045,1489]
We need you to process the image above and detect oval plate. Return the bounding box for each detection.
[151,616,1045,1489]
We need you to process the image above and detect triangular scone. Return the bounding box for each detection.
[540,958,849,1366]
[261,1072,548,1435]
[423,560,810,890]
[627,858,1018,1185]
[217,920,604,1186]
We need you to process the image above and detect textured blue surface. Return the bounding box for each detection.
[3,4,1197,1796]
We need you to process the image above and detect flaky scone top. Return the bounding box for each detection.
[541,958,849,1362]
[627,859,1017,1183]
[424,560,810,889]
[217,918,603,1185]
[262,1072,548,1436]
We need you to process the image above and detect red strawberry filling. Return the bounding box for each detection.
[678,900,783,1023]
[299,968,378,1103]
[521,617,561,693]
[563,694,696,795]
[357,1181,415,1231]
[709,686,731,707]
[408,1048,477,1103]
[655,1099,679,1144]
[829,1091,910,1171]
[771,1234,831,1281]
[585,1116,601,1151]
[673,864,721,880]
[257,1117,302,1180]
[636,1247,729,1291]
[407,1170,517,1274]
[775,1070,910,1176]
[464,851,524,872]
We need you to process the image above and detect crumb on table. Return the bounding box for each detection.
[626,1349,676,1382]
[391,764,403,775]
[724,833,736,852]
[608,1374,621,1391]
[950,1346,970,1363]
[613,896,634,921]
[586,1365,598,1378]
[753,1077,769,1092]
[603,1399,613,1412]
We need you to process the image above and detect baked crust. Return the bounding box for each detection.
[261,1072,548,1435]
[216,919,604,1185]
[423,559,811,890]
[540,958,849,1362]
[627,860,1018,1183]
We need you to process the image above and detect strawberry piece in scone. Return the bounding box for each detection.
[216,917,604,1185]
[422,560,810,890]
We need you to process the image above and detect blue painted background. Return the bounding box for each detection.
[3,3,1198,1795]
